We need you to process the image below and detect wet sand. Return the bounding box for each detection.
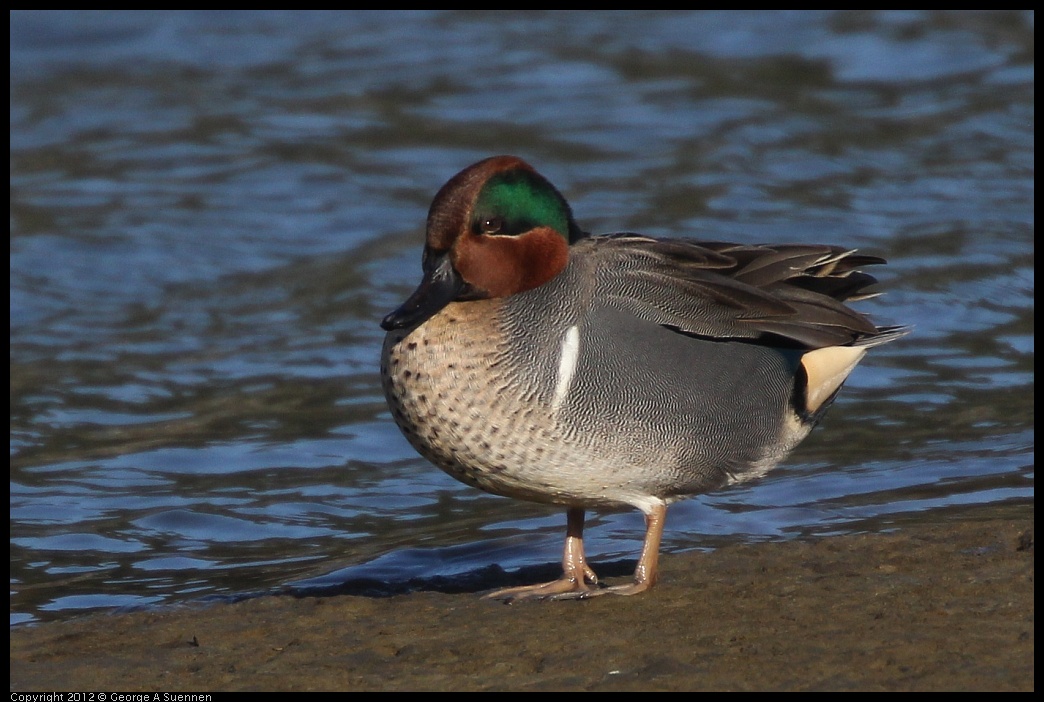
[10,509,1033,691]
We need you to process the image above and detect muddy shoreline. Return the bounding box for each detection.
[10,508,1033,691]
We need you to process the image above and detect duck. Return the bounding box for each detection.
[379,155,908,601]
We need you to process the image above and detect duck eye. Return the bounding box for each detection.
[481,216,504,235]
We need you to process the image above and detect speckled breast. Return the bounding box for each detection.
[380,298,579,505]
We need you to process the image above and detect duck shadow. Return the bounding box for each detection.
[284,558,639,600]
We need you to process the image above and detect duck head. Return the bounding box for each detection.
[381,155,585,331]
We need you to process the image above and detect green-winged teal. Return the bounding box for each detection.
[380,155,908,601]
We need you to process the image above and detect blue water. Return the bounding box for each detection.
[10,10,1034,626]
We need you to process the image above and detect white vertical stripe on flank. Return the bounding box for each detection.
[552,325,580,413]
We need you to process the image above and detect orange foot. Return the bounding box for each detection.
[484,503,665,602]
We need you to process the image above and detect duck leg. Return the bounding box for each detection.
[486,501,668,601]
[594,500,666,596]
[484,507,599,601]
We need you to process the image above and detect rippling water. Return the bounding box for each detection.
[10,10,1034,626]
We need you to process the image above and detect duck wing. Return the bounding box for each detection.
[581,234,906,349]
